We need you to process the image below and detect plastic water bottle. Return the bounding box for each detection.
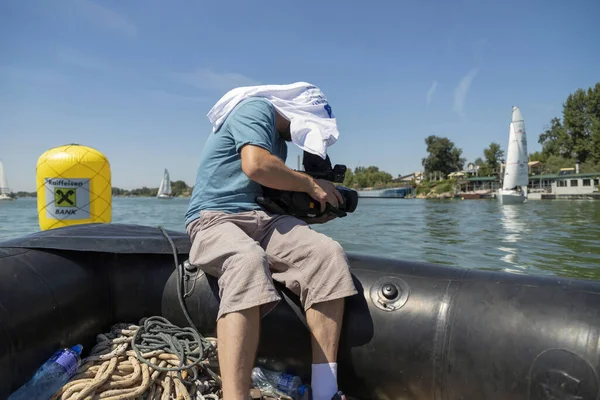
[251,366,308,399]
[9,344,83,400]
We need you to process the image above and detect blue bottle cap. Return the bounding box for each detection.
[71,344,83,355]
[298,384,309,396]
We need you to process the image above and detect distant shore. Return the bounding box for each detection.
[113,194,191,198]
[7,193,194,199]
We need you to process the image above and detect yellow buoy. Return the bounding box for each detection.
[36,144,112,231]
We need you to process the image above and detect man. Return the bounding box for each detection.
[185,83,357,400]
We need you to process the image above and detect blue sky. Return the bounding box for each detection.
[1,0,599,192]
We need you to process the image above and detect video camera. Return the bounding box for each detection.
[256,151,358,219]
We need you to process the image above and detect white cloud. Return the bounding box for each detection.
[426,80,438,106]
[174,69,260,93]
[453,68,478,116]
[72,0,138,38]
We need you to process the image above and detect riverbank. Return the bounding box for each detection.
[113,195,191,198]
[414,179,454,199]
[415,191,454,199]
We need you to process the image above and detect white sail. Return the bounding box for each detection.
[0,160,10,195]
[502,106,529,190]
[157,169,172,197]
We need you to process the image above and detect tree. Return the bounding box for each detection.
[563,88,591,162]
[529,151,547,163]
[538,117,567,157]
[421,135,465,177]
[342,168,354,187]
[112,187,125,196]
[483,142,504,175]
[539,82,600,163]
[581,159,600,173]
[170,180,190,197]
[543,155,576,174]
[344,166,395,188]
[587,83,600,163]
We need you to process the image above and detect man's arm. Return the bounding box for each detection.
[240,144,343,212]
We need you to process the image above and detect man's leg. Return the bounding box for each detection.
[187,212,282,400]
[306,298,344,364]
[258,213,357,400]
[306,298,345,400]
[218,306,260,399]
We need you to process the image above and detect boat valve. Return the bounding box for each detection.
[183,260,198,272]
[381,284,399,300]
[370,277,410,312]
[181,260,202,298]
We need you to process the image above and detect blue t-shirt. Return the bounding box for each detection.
[185,98,288,227]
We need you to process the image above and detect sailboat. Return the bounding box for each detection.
[157,168,173,200]
[498,106,528,205]
[0,160,15,201]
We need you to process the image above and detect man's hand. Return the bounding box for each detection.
[309,179,344,212]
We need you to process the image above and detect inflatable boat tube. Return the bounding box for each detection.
[1,223,599,400]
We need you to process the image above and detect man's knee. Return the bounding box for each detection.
[302,237,356,310]
[217,246,280,319]
[318,238,349,266]
[223,246,270,282]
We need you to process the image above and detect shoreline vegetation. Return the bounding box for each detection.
[7,82,599,200]
[413,82,600,199]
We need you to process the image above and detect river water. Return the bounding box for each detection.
[1,197,599,280]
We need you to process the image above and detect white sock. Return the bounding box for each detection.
[311,362,338,400]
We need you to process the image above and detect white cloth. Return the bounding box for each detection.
[207,82,339,159]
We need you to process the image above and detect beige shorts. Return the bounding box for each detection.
[186,210,358,320]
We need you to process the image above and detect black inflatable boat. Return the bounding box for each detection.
[1,223,599,400]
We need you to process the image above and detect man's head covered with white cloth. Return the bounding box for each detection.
[207,81,340,159]
[185,81,356,400]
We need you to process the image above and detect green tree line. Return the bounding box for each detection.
[112,180,192,197]
[0,191,36,198]
[8,183,193,199]
[342,166,395,188]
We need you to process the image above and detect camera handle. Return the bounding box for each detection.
[325,203,347,218]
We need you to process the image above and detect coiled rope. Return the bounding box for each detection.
[131,316,220,385]
[50,317,221,400]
